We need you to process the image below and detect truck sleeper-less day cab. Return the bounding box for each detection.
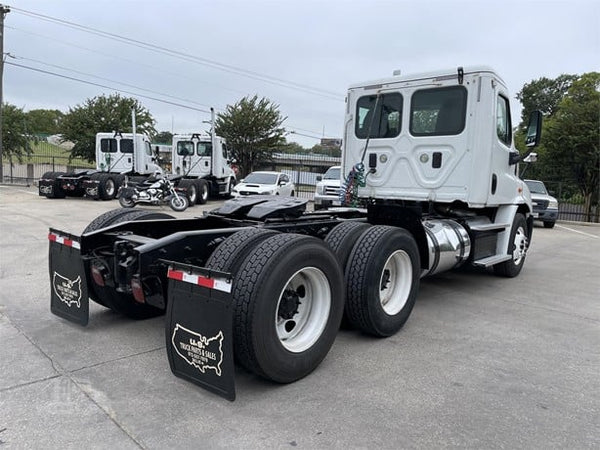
[171,130,237,205]
[48,67,542,400]
[39,132,163,200]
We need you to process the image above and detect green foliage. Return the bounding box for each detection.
[310,144,341,157]
[279,141,306,154]
[2,103,33,163]
[60,94,156,162]
[542,72,600,219]
[25,109,64,135]
[516,74,577,129]
[214,95,287,177]
[154,131,173,145]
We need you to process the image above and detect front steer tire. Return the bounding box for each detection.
[207,233,344,383]
[494,213,529,278]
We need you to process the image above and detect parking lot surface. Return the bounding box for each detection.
[1,184,599,449]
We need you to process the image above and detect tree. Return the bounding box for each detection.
[280,141,306,154]
[542,72,600,221]
[516,74,577,129]
[310,144,341,157]
[25,109,64,135]
[60,94,156,162]
[214,95,287,177]
[2,103,33,163]
[154,131,173,144]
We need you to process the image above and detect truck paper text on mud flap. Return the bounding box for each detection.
[49,229,90,326]
[165,262,235,401]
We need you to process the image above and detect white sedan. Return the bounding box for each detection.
[231,171,295,197]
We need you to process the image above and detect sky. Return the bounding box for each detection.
[3,0,599,148]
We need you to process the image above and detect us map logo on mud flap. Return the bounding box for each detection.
[52,272,82,308]
[171,324,224,376]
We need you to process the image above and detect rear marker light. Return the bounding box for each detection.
[90,265,106,287]
[131,278,145,303]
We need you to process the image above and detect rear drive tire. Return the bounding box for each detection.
[325,221,371,271]
[208,233,344,383]
[324,221,371,328]
[205,228,279,274]
[345,225,420,337]
[543,221,555,229]
[494,213,529,277]
[99,175,117,200]
[179,179,197,205]
[197,179,209,204]
[83,208,137,234]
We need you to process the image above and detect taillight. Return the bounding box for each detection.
[90,263,107,287]
[131,277,145,303]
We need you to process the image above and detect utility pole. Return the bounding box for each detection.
[0,4,10,183]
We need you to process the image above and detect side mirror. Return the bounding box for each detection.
[316,175,323,181]
[525,110,543,148]
[523,152,538,163]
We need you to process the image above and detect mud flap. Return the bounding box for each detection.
[48,229,89,326]
[165,262,236,401]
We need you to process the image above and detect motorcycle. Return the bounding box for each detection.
[118,173,189,212]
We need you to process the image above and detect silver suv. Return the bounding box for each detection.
[314,166,341,210]
[525,179,559,228]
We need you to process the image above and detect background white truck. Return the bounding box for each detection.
[38,132,163,200]
[48,66,542,400]
[171,131,236,204]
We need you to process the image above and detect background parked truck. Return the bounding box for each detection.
[48,66,542,400]
[171,131,236,204]
[38,131,162,200]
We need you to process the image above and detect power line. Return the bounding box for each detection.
[5,59,329,139]
[11,6,345,101]
[5,61,212,113]
[5,24,250,97]
[12,54,216,110]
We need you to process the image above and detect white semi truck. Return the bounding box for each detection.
[48,66,542,400]
[38,132,163,200]
[171,130,237,205]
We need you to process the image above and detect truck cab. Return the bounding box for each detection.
[343,66,529,209]
[171,133,236,202]
[96,132,162,175]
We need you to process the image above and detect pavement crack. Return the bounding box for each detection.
[69,346,166,374]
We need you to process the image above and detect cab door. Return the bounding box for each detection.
[486,85,518,205]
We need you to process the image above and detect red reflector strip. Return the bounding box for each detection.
[167,269,232,293]
[48,232,80,249]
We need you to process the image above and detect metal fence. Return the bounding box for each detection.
[260,153,341,201]
[3,147,597,224]
[1,156,91,186]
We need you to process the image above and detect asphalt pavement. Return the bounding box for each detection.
[0,184,599,449]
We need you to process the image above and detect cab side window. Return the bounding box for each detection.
[496,95,512,146]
